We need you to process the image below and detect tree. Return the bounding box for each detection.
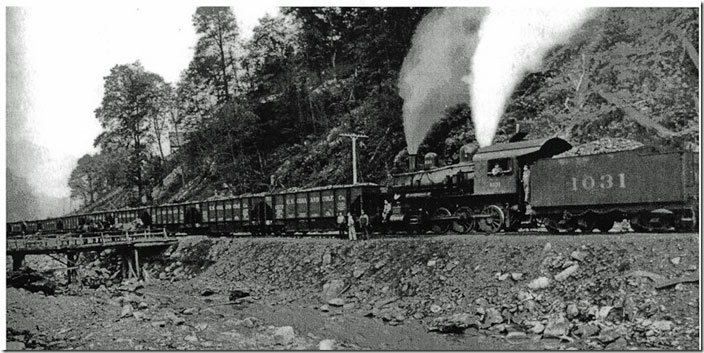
[181,101,265,193]
[192,7,241,103]
[243,14,307,146]
[68,154,105,205]
[151,81,174,161]
[94,62,168,203]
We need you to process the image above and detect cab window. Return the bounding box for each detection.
[488,158,512,176]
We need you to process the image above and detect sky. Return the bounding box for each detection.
[5,3,280,199]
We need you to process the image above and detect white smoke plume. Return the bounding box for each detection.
[399,8,487,155]
[470,7,596,147]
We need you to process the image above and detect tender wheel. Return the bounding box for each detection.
[505,209,522,231]
[479,205,504,233]
[577,217,595,233]
[542,217,561,234]
[629,215,647,232]
[452,207,475,234]
[595,219,613,233]
[561,221,577,234]
[431,207,452,234]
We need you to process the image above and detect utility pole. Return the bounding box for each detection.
[340,133,368,185]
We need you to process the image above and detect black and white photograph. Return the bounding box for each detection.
[4,2,701,350]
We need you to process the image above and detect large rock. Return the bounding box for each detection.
[605,337,627,350]
[598,325,627,343]
[528,277,550,289]
[120,304,133,318]
[321,279,346,302]
[327,298,345,306]
[575,324,600,338]
[273,326,296,345]
[428,313,479,333]
[318,339,336,350]
[650,320,673,331]
[570,250,587,262]
[484,308,504,325]
[528,321,545,334]
[505,331,528,343]
[555,264,579,281]
[6,342,25,350]
[566,303,579,318]
[543,315,569,338]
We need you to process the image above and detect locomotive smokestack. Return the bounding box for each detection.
[409,154,418,172]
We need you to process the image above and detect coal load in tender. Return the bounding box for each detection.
[556,137,644,157]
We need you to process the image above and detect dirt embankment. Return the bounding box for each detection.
[6,233,700,350]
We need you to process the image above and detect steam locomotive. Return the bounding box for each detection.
[7,135,699,237]
[388,136,698,234]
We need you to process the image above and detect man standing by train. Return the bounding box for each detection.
[337,212,346,237]
[347,212,357,241]
[359,210,370,240]
[522,165,530,204]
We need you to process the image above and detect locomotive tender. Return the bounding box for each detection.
[7,136,699,237]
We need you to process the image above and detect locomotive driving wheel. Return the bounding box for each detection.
[431,207,452,234]
[479,205,504,233]
[452,207,475,234]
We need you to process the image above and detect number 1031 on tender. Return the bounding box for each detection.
[571,173,626,191]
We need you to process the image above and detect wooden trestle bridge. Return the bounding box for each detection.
[7,229,177,283]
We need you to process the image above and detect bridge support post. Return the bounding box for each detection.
[66,252,78,284]
[124,249,137,279]
[134,248,140,280]
[11,254,25,271]
[120,250,128,279]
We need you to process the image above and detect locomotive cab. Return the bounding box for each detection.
[473,137,572,197]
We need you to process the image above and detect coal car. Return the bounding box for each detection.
[267,183,382,236]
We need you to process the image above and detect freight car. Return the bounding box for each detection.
[6,183,381,238]
[266,183,381,236]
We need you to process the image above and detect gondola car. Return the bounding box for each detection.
[267,183,381,236]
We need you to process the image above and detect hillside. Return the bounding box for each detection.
[66,7,698,215]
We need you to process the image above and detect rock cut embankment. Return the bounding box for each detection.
[161,233,699,350]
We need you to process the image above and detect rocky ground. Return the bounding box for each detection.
[5,232,701,350]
